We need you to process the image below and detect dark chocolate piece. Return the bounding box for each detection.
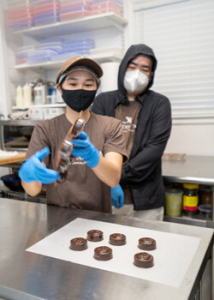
[134,252,154,268]
[72,118,85,136]
[138,237,156,251]
[94,246,113,261]
[87,230,103,242]
[56,117,85,184]
[109,233,126,246]
[70,237,88,251]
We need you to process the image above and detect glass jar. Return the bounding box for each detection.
[183,183,199,216]
[199,186,212,205]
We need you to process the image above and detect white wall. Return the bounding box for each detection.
[165,121,214,156]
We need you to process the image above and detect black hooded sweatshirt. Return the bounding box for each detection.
[92,44,172,210]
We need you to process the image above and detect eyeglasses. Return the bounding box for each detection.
[56,117,85,183]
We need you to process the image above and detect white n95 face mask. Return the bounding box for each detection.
[123,69,149,93]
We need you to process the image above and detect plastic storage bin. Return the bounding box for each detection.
[7,0,34,30]
[34,12,59,25]
[62,38,95,55]
[32,0,60,26]
[15,45,37,64]
[33,3,60,15]
[59,6,90,22]
[27,50,59,63]
[90,0,122,16]
[38,42,63,53]
[198,204,211,219]
[60,0,90,9]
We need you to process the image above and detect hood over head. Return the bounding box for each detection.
[118,44,157,95]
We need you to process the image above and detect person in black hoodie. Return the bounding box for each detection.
[91,44,172,220]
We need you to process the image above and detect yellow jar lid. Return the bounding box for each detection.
[183,183,199,189]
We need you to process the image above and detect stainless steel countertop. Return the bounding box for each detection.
[0,199,213,300]
[162,155,214,185]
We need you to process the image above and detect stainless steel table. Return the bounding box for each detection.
[0,199,213,300]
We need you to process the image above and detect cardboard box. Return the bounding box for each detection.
[44,107,65,120]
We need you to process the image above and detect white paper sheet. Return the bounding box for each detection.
[26,218,201,288]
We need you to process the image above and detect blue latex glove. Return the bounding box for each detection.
[111,184,124,209]
[19,147,60,184]
[71,131,100,168]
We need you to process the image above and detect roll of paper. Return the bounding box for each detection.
[100,62,120,92]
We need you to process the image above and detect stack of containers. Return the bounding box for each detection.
[33,0,60,26]
[59,0,91,22]
[15,40,63,65]
[7,0,34,31]
[15,45,37,64]
[15,37,95,65]
[52,38,95,61]
[90,0,122,16]
[27,41,63,63]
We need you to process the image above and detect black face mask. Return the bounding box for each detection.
[61,88,97,112]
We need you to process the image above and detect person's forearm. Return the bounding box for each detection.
[92,156,121,187]
[21,180,43,197]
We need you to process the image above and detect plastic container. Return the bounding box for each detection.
[198,204,211,219]
[90,1,122,16]
[7,0,33,30]
[165,189,183,217]
[8,15,34,26]
[63,46,91,54]
[51,52,80,61]
[63,38,95,46]
[16,45,37,64]
[0,174,23,191]
[59,6,90,21]
[90,0,122,4]
[60,0,90,9]
[33,3,60,15]
[7,9,33,21]
[34,83,47,105]
[34,10,59,19]
[23,84,33,106]
[27,50,58,63]
[32,0,59,5]
[34,14,59,26]
[183,183,199,216]
[9,20,34,31]
[16,86,24,106]
[38,42,63,53]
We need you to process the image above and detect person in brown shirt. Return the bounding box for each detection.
[19,56,127,213]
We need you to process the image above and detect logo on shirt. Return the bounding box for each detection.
[70,151,103,165]
[122,116,136,133]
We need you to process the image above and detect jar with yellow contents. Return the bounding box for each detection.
[183,184,199,216]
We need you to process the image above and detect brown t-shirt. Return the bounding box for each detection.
[115,100,141,204]
[25,112,127,213]
[115,100,141,158]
